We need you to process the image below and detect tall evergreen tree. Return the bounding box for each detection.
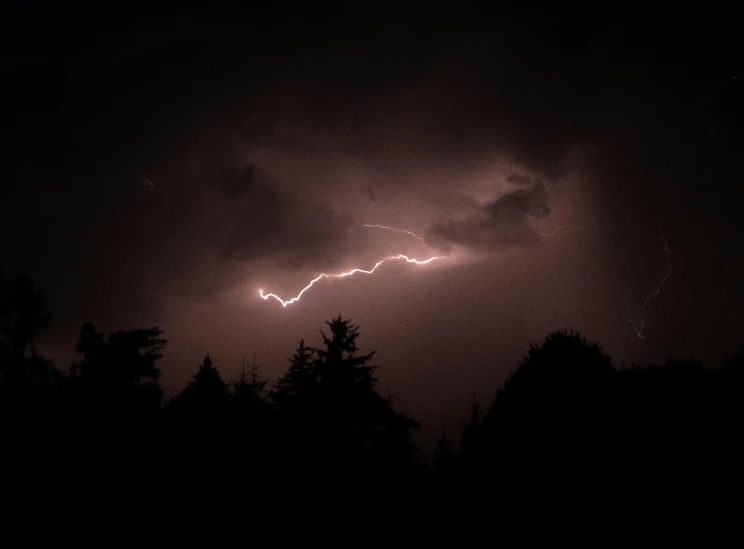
[315,316,376,391]
[232,354,269,424]
[271,339,316,412]
[314,317,378,439]
[234,356,266,405]
[268,317,421,474]
[433,430,456,476]
[312,316,420,470]
[172,354,230,417]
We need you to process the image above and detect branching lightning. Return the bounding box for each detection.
[359,224,432,249]
[259,254,442,307]
[622,77,737,338]
[627,221,678,339]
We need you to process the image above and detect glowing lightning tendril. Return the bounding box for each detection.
[359,224,432,249]
[540,225,596,240]
[259,254,441,307]
[627,222,677,339]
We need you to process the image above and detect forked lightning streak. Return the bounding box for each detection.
[259,254,441,307]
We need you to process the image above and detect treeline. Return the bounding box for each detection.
[2,272,744,490]
[0,273,422,483]
[443,332,744,494]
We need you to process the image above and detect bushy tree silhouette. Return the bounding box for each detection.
[0,272,50,363]
[0,273,56,394]
[1,273,63,453]
[7,272,744,492]
[61,322,167,476]
[461,330,616,486]
[72,322,166,415]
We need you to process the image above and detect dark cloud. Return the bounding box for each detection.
[506,174,540,186]
[362,185,377,202]
[3,1,743,456]
[0,148,357,345]
[218,163,255,199]
[209,165,354,270]
[428,183,550,251]
[486,183,551,221]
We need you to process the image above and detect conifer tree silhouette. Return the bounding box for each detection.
[172,354,229,418]
[271,339,316,414]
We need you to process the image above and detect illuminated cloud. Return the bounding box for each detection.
[427,182,551,251]
[209,163,354,270]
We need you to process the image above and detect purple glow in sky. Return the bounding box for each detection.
[4,2,742,450]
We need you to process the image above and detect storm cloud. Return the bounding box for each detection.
[427,182,551,251]
[210,163,354,270]
[3,1,742,455]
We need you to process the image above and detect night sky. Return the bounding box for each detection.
[3,2,742,446]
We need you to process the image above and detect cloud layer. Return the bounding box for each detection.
[427,181,551,251]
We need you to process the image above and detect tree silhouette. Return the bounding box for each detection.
[233,354,267,415]
[706,349,744,421]
[314,317,382,446]
[0,273,63,448]
[465,330,616,486]
[229,355,270,459]
[271,339,316,414]
[163,354,232,476]
[315,316,421,473]
[701,349,744,475]
[490,330,614,428]
[0,272,54,391]
[71,322,166,419]
[74,323,165,384]
[7,270,744,490]
[458,399,484,473]
[433,430,456,476]
[171,354,230,418]
[0,272,50,363]
[268,316,422,475]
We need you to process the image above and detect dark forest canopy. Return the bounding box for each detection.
[2,273,744,496]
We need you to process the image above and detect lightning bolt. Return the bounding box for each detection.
[540,225,596,239]
[259,254,442,307]
[359,224,432,249]
[627,221,678,339]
